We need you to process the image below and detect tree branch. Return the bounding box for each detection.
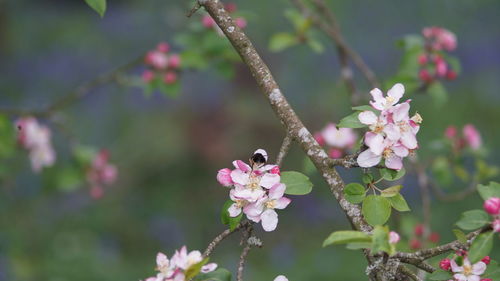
[203,221,250,257]
[276,133,293,166]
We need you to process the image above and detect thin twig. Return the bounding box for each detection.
[203,221,249,257]
[236,224,254,281]
[186,1,202,17]
[276,133,293,166]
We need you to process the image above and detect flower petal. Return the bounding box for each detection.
[385,155,403,170]
[392,102,410,122]
[230,169,249,185]
[201,263,218,273]
[366,134,385,155]
[260,173,280,189]
[232,160,251,172]
[268,183,286,199]
[358,111,378,125]
[471,261,486,275]
[228,203,242,217]
[383,123,401,141]
[387,83,404,104]
[274,197,291,209]
[357,149,382,168]
[261,209,278,232]
[401,131,418,149]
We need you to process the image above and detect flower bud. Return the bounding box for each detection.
[389,231,400,244]
[163,72,177,84]
[480,279,493,281]
[435,60,448,77]
[446,70,457,80]
[444,126,457,139]
[483,197,500,215]
[493,219,500,233]
[314,132,325,146]
[439,258,451,271]
[414,224,424,237]
[168,54,181,69]
[224,3,237,13]
[202,15,216,28]
[463,124,482,150]
[409,238,422,250]
[328,148,343,159]
[270,166,281,175]
[217,168,233,187]
[142,70,155,83]
[428,232,440,243]
[235,17,247,29]
[481,256,491,265]
[90,186,104,199]
[418,54,428,65]
[156,42,170,53]
[419,69,433,83]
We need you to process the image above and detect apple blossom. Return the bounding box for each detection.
[440,258,451,271]
[321,123,357,150]
[143,42,182,86]
[493,219,500,233]
[274,275,289,281]
[16,117,56,172]
[142,70,155,83]
[463,124,482,150]
[217,149,291,232]
[388,231,400,244]
[144,246,217,281]
[156,42,170,53]
[164,72,178,84]
[483,197,500,215]
[87,149,117,198]
[450,257,486,281]
[481,256,491,265]
[423,26,457,52]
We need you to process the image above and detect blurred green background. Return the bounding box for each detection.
[0,0,499,280]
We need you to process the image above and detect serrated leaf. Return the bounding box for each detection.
[362,195,392,226]
[380,167,406,181]
[381,185,402,197]
[428,269,453,280]
[388,193,410,212]
[452,229,467,244]
[338,112,366,129]
[468,231,494,264]
[269,33,299,52]
[323,230,372,247]
[456,210,490,231]
[84,0,106,17]
[281,171,313,195]
[221,200,242,231]
[344,183,366,204]
[193,268,232,281]
[477,182,500,200]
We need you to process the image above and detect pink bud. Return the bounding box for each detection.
[439,258,451,271]
[419,69,433,83]
[163,72,177,84]
[483,197,500,215]
[435,60,448,77]
[444,126,457,139]
[328,148,343,159]
[235,17,247,29]
[446,70,457,80]
[168,54,181,69]
[90,186,104,199]
[480,279,493,281]
[389,231,400,244]
[217,168,233,186]
[202,15,216,28]
[428,232,440,243]
[463,124,482,150]
[481,256,491,265]
[409,238,421,250]
[414,224,424,237]
[142,70,155,83]
[418,54,428,65]
[314,132,325,146]
[156,42,170,53]
[270,166,281,175]
[493,219,500,233]
[224,3,237,13]
[456,249,467,256]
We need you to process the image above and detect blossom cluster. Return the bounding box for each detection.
[356,83,422,170]
[483,197,500,233]
[86,149,118,199]
[445,124,482,153]
[439,251,490,281]
[418,27,458,84]
[409,223,440,250]
[144,246,217,281]
[202,3,247,35]
[16,117,56,172]
[217,149,291,232]
[142,42,181,85]
[314,123,357,158]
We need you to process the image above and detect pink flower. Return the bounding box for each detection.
[368,83,405,111]
[314,132,325,146]
[142,70,155,83]
[483,197,500,215]
[435,60,448,77]
[446,70,457,80]
[493,219,500,233]
[217,168,233,187]
[423,27,457,51]
[429,232,440,243]
[357,136,409,170]
[202,15,216,28]
[445,126,457,139]
[274,276,289,281]
[414,224,425,236]
[87,149,117,197]
[463,124,482,150]
[164,71,178,84]
[235,17,247,29]
[481,256,491,265]
[156,42,170,53]
[328,148,343,159]
[389,231,400,244]
[418,54,428,65]
[440,258,451,271]
[145,50,169,70]
[419,69,433,83]
[15,117,56,172]
[450,257,486,281]
[321,123,357,149]
[169,54,181,69]
[224,3,237,13]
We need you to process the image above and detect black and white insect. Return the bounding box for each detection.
[249,149,268,170]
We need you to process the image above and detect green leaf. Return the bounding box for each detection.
[371,225,391,255]
[432,156,453,186]
[307,39,324,53]
[362,173,374,184]
[345,242,372,250]
[397,46,422,77]
[477,181,500,200]
[180,50,209,69]
[456,210,490,231]
[352,105,376,112]
[388,193,410,212]
[84,0,107,17]
[362,195,392,226]
[452,229,467,244]
[338,112,366,129]
[468,231,494,263]
[269,33,299,52]
[221,200,242,231]
[344,183,366,204]
[380,167,406,181]
[323,230,372,247]
[281,171,313,195]
[193,268,232,281]
[396,34,424,51]
[483,260,500,279]
[427,82,448,107]
[284,9,309,31]
[185,258,209,280]
[428,269,453,280]
[380,185,402,197]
